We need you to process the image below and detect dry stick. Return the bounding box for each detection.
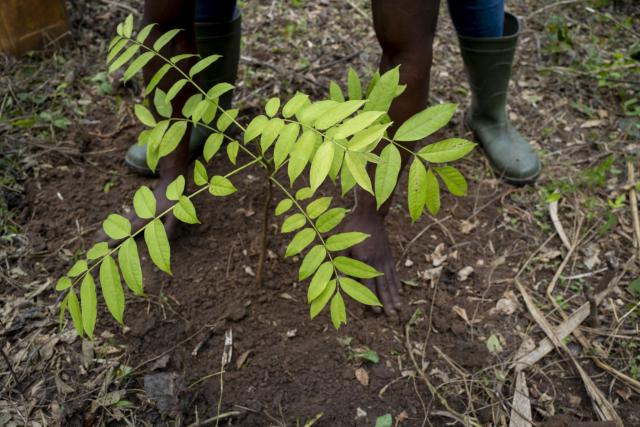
[186,411,241,427]
[255,179,273,286]
[404,324,481,427]
[626,161,640,260]
[516,281,623,426]
[549,200,572,251]
[0,344,19,388]
[509,371,533,427]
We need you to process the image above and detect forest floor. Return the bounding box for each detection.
[1,0,639,426]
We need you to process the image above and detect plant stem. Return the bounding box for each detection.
[256,179,273,286]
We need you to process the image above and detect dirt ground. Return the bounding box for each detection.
[1,0,639,426]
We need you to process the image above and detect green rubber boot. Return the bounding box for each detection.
[125,11,241,176]
[458,12,541,185]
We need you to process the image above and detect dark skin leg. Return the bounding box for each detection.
[99,1,196,243]
[343,0,440,316]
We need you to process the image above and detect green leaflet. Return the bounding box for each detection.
[133,185,156,219]
[136,23,156,43]
[407,158,428,222]
[174,196,200,224]
[182,94,203,118]
[325,232,369,252]
[295,187,314,201]
[394,103,457,142]
[226,140,239,165]
[275,199,293,216]
[314,100,366,130]
[260,117,284,152]
[209,175,237,196]
[347,67,362,100]
[315,208,348,233]
[87,242,109,260]
[329,81,345,102]
[207,82,234,100]
[146,140,160,172]
[154,88,172,118]
[330,292,346,329]
[159,121,187,157]
[282,92,310,118]
[306,197,332,219]
[374,144,401,209]
[309,141,335,191]
[147,120,170,151]
[56,277,72,291]
[145,63,171,95]
[68,260,88,277]
[273,122,300,168]
[265,97,281,117]
[364,66,399,113]
[189,54,221,77]
[435,165,467,196]
[339,277,381,306]
[103,214,131,240]
[296,100,338,127]
[194,160,209,186]
[285,228,315,258]
[118,238,144,296]
[244,115,268,143]
[299,245,327,280]
[308,262,333,302]
[191,99,210,123]
[348,123,391,152]
[99,255,125,324]
[166,79,188,102]
[417,138,476,163]
[310,279,336,319]
[144,219,172,275]
[344,151,373,194]
[123,14,133,37]
[107,38,127,64]
[66,289,83,337]
[166,175,185,200]
[203,132,224,162]
[80,274,97,338]
[281,213,306,233]
[217,108,239,133]
[288,130,317,185]
[333,256,382,279]
[108,45,139,74]
[340,160,356,196]
[134,104,156,127]
[124,51,154,82]
[153,28,182,51]
[334,111,385,139]
[328,143,345,181]
[424,168,441,216]
[171,53,197,63]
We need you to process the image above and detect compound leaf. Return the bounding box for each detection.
[80,274,97,338]
[315,208,348,233]
[330,292,346,329]
[209,175,237,196]
[275,199,293,216]
[309,141,334,191]
[306,197,332,219]
[189,54,221,78]
[173,196,200,224]
[417,138,476,163]
[285,228,315,258]
[310,279,336,319]
[425,168,441,216]
[118,238,143,296]
[435,165,467,196]
[66,289,83,337]
[374,144,401,209]
[166,175,185,200]
[281,213,306,233]
[308,261,333,302]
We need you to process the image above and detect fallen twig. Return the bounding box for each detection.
[516,281,623,426]
[626,161,640,260]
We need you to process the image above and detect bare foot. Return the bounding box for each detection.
[342,207,402,316]
[96,175,183,247]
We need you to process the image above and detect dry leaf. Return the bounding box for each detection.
[236,350,252,369]
[355,367,369,386]
[452,305,472,326]
[459,219,478,234]
[457,266,474,281]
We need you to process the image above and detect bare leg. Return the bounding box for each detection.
[344,0,440,315]
[100,1,196,243]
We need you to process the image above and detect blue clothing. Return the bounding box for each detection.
[448,0,505,37]
[195,0,237,23]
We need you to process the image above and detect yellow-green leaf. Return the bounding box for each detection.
[133,185,156,219]
[144,219,171,275]
[99,255,125,324]
[308,261,333,302]
[118,238,144,295]
[80,274,97,338]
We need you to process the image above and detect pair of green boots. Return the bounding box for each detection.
[126,12,540,185]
